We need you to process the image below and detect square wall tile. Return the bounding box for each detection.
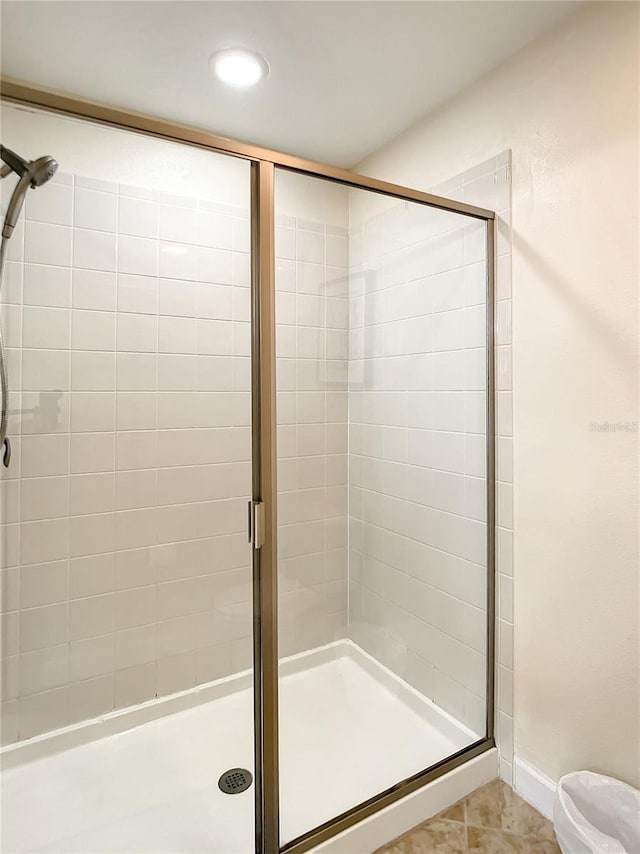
[23,306,70,350]
[160,243,198,281]
[74,189,117,232]
[24,264,71,309]
[71,352,116,392]
[117,274,157,314]
[25,222,72,267]
[73,270,117,312]
[118,196,158,238]
[73,229,117,272]
[25,182,73,227]
[22,349,69,392]
[18,687,68,739]
[118,236,159,277]
[71,310,116,351]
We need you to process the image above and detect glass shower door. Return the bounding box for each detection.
[0,102,257,854]
[274,169,490,845]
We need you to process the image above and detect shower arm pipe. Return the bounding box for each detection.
[0,77,495,222]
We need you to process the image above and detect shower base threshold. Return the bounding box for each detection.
[1,640,482,853]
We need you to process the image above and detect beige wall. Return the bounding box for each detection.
[357,1,639,787]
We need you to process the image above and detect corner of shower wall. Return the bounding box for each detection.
[345,153,513,766]
[346,198,488,738]
[429,151,514,782]
[493,152,514,786]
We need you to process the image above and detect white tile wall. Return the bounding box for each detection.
[275,209,350,657]
[0,170,254,742]
[1,157,508,756]
[442,153,514,780]
[347,154,511,739]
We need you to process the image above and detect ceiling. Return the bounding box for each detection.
[1,1,580,167]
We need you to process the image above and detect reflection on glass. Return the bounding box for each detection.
[275,172,488,844]
[0,102,255,854]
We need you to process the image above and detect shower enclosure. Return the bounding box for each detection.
[0,80,495,854]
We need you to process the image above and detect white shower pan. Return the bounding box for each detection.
[1,641,490,853]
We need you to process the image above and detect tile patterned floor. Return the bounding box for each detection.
[375,779,562,853]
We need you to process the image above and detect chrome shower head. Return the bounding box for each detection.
[0,146,59,238]
[27,155,58,188]
[1,146,58,186]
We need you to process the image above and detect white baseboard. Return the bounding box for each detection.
[514,756,557,820]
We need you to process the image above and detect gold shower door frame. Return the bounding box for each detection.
[0,78,496,854]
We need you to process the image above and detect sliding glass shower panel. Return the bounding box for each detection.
[0,103,256,854]
[275,170,489,845]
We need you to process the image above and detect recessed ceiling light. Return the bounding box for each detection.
[210,49,268,88]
